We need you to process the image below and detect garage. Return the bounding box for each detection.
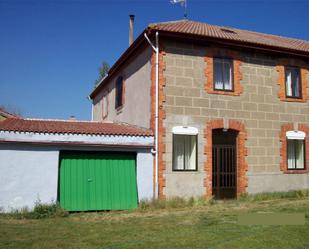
[59,151,138,211]
[0,118,154,212]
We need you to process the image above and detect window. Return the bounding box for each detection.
[115,76,124,109]
[287,140,305,169]
[213,58,233,91]
[285,66,301,98]
[172,126,198,171]
[286,131,306,170]
[102,93,108,119]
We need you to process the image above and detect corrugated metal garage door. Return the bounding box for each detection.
[59,151,138,211]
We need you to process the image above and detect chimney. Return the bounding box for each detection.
[129,14,135,46]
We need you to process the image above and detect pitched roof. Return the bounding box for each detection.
[90,19,309,99]
[0,118,153,137]
[149,20,309,54]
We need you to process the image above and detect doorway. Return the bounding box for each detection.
[212,129,237,199]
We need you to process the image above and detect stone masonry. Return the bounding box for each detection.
[162,40,309,197]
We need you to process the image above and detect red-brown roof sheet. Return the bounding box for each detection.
[0,118,153,137]
[149,20,309,53]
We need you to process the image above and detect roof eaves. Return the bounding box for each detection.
[0,129,152,137]
[152,28,309,59]
[0,118,154,137]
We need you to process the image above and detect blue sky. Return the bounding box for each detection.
[1,0,308,120]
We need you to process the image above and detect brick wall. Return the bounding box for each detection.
[162,40,309,197]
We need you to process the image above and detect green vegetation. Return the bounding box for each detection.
[239,189,309,202]
[1,191,309,249]
[94,61,110,86]
[3,200,69,220]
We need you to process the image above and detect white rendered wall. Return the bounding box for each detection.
[92,46,152,128]
[136,151,154,201]
[0,144,59,212]
[0,144,154,212]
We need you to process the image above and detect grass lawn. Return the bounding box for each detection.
[1,196,309,249]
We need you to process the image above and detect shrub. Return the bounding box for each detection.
[8,200,69,219]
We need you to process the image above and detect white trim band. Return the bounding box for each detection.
[286,130,306,140]
[172,126,198,135]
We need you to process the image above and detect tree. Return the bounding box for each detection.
[95,61,110,86]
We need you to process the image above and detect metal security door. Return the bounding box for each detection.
[212,145,236,199]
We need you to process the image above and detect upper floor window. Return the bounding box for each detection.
[286,131,306,170]
[285,66,301,98]
[102,93,108,119]
[172,126,198,171]
[213,58,233,91]
[277,60,308,102]
[115,76,124,109]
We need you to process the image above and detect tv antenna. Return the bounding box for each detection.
[170,0,188,19]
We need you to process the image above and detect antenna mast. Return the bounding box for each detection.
[170,0,188,19]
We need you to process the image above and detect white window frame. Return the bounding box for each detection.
[285,66,301,98]
[172,126,198,171]
[286,131,306,170]
[213,57,234,91]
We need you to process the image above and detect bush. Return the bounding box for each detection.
[32,200,68,219]
[8,200,69,219]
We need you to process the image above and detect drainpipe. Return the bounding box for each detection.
[144,31,159,199]
[91,104,94,121]
[87,95,94,121]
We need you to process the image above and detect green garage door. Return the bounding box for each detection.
[59,151,138,211]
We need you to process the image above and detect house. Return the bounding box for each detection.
[0,118,153,211]
[89,20,309,199]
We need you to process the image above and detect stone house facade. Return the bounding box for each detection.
[90,20,309,199]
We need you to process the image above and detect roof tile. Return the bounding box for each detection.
[150,20,309,53]
[0,118,153,137]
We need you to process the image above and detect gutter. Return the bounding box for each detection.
[144,31,159,199]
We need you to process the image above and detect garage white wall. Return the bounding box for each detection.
[136,151,154,201]
[0,144,59,212]
[0,143,154,212]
